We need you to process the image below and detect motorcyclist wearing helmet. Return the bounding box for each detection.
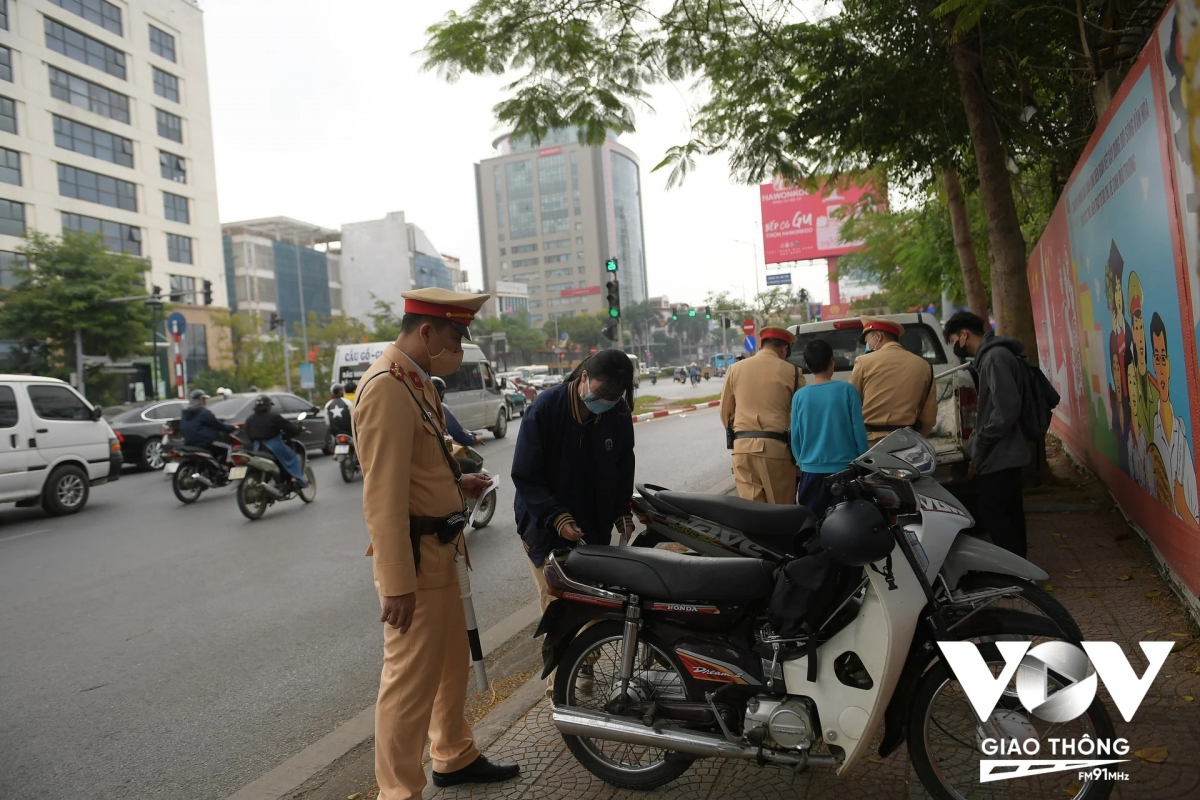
[326,382,353,437]
[180,389,236,466]
[431,376,483,448]
[243,394,307,488]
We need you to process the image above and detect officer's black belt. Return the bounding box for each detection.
[409,512,467,571]
[731,431,790,443]
[866,424,909,433]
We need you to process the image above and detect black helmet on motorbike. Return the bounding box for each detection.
[431,376,447,400]
[253,394,274,409]
[819,500,894,566]
[330,382,345,397]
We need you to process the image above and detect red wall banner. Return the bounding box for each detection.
[560,286,601,298]
[759,177,886,264]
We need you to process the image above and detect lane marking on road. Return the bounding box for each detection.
[0,528,49,544]
[222,599,542,800]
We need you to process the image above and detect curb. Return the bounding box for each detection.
[223,600,542,800]
[632,399,721,424]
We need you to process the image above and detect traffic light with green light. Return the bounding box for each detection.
[704,306,711,319]
[605,258,618,273]
[671,307,679,321]
[688,308,696,317]
[606,279,621,319]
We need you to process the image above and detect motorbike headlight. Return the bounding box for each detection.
[890,440,936,476]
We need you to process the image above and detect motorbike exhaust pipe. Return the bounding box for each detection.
[193,473,216,489]
[551,706,840,768]
[260,481,284,499]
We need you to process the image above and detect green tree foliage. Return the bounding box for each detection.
[472,310,551,362]
[556,311,609,350]
[301,312,370,390]
[208,310,285,391]
[366,296,403,342]
[0,231,151,378]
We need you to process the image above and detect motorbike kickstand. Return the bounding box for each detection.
[704,689,740,744]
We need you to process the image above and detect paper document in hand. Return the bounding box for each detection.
[467,474,501,527]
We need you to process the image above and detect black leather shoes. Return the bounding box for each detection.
[431,754,521,787]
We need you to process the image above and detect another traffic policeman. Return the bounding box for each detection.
[719,327,805,503]
[354,287,519,800]
[850,317,937,443]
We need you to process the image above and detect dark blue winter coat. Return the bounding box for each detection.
[512,382,635,566]
[180,405,234,446]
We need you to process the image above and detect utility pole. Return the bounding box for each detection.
[171,318,185,399]
[281,320,292,394]
[74,328,86,399]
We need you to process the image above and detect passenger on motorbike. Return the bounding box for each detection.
[431,376,484,475]
[243,394,308,488]
[180,389,236,467]
[326,383,353,436]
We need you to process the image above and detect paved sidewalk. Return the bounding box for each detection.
[428,450,1200,800]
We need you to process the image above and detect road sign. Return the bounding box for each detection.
[298,362,315,390]
[166,312,187,335]
[744,335,757,352]
[561,332,569,341]
[742,318,755,336]
[765,272,792,286]
[589,345,598,354]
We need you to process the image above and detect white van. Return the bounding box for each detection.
[0,375,122,515]
[332,342,508,438]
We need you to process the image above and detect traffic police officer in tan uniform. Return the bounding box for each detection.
[354,287,520,800]
[849,317,937,443]
[720,327,805,503]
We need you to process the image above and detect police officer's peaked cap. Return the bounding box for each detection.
[859,316,903,342]
[402,288,491,340]
[760,327,796,345]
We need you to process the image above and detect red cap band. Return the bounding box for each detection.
[864,320,903,338]
[404,298,476,322]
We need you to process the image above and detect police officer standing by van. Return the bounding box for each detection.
[720,327,805,504]
[354,287,520,800]
[850,317,937,443]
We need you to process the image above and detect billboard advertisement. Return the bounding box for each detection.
[560,285,601,298]
[1027,7,1200,598]
[759,176,885,264]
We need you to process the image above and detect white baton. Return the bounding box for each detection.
[457,557,489,693]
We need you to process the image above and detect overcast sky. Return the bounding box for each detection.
[204,0,835,306]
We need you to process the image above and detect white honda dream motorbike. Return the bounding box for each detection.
[537,431,1112,799]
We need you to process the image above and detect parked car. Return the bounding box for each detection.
[105,399,188,470]
[197,392,330,453]
[787,312,975,483]
[498,377,527,418]
[0,375,121,516]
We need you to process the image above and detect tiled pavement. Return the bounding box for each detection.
[429,456,1200,800]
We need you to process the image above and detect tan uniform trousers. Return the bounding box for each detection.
[732,453,798,505]
[374,569,479,800]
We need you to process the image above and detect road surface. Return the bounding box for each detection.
[0,404,730,800]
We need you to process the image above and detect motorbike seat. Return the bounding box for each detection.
[658,490,816,557]
[179,445,216,457]
[562,545,775,603]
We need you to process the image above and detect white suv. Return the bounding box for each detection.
[0,375,122,515]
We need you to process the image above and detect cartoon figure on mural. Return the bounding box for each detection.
[1149,312,1199,519]
[1108,331,1129,473]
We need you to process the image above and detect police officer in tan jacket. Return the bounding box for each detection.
[354,288,520,800]
[849,317,937,443]
[720,327,805,503]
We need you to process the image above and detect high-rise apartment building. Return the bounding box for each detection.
[221,217,342,328]
[0,0,225,355]
[474,129,648,328]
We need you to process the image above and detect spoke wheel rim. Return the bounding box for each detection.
[145,440,164,469]
[57,474,85,507]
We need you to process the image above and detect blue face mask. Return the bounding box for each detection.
[582,393,618,414]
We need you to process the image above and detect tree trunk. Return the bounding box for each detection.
[950,40,1038,363]
[941,166,989,318]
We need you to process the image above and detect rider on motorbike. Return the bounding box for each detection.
[431,377,484,478]
[243,394,307,489]
[180,389,235,467]
[326,383,353,437]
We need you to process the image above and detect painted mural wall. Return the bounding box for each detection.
[1028,3,1200,600]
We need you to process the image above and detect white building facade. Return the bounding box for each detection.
[0,0,223,307]
[339,210,410,322]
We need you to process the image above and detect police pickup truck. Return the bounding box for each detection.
[787,312,976,484]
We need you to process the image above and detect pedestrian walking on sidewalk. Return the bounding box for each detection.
[512,348,636,611]
[943,311,1032,557]
[720,327,805,504]
[790,339,869,516]
[850,317,937,444]
[354,287,519,800]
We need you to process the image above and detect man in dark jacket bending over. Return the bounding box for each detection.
[944,311,1032,556]
[181,389,236,466]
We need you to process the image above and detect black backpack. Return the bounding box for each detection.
[1017,356,1060,440]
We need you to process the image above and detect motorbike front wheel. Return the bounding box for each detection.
[954,572,1083,641]
[469,488,496,529]
[172,465,204,504]
[299,465,317,503]
[907,639,1115,800]
[554,621,695,790]
[237,470,270,520]
[339,454,358,483]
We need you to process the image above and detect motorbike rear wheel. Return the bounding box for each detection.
[237,470,270,520]
[299,465,317,503]
[172,465,204,504]
[554,621,695,790]
[339,455,357,483]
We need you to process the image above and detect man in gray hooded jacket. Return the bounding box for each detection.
[944,311,1032,556]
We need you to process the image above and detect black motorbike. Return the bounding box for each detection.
[229,418,317,520]
[332,432,360,483]
[162,421,235,504]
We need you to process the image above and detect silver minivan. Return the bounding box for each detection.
[441,344,509,439]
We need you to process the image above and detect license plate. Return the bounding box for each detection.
[335,444,349,455]
[164,462,180,474]
[229,466,248,481]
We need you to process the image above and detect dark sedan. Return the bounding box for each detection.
[106,399,189,470]
[205,392,329,453]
